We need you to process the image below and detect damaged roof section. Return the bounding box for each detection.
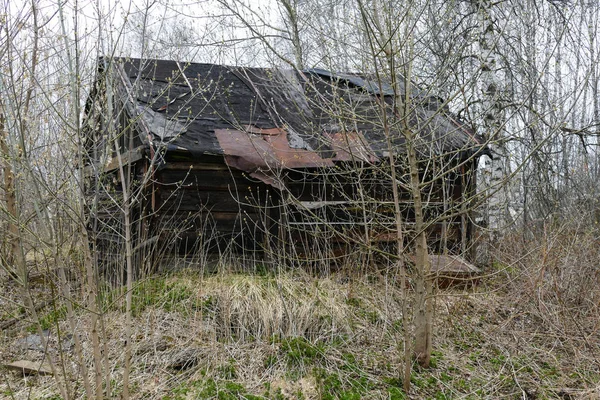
[215,128,333,170]
[306,68,398,96]
[104,57,485,171]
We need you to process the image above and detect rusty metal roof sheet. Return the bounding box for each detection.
[215,128,334,171]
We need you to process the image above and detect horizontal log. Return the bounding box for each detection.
[160,162,230,171]
[83,146,146,177]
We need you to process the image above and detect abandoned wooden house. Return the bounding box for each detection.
[82,57,487,275]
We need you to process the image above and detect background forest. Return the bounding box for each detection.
[1,0,600,398]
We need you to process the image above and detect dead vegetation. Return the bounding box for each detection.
[2,225,600,399]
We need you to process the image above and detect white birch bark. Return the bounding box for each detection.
[474,0,507,236]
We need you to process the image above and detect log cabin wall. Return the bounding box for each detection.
[86,151,477,279]
[137,155,477,264]
[149,157,280,257]
[85,140,477,277]
[278,159,477,260]
[82,57,486,277]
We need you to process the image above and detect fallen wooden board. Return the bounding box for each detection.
[429,254,480,275]
[4,360,54,376]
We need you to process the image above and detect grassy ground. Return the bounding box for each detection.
[2,259,599,399]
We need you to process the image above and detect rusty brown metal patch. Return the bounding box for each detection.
[263,133,333,169]
[243,125,282,135]
[215,129,278,172]
[215,128,333,175]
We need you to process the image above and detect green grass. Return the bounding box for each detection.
[163,378,265,400]
[100,276,195,317]
[280,337,325,367]
[28,305,67,332]
[131,277,193,316]
[314,367,373,400]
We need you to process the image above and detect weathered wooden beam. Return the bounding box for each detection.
[83,145,146,177]
[161,162,230,171]
[4,360,54,376]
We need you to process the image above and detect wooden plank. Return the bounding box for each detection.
[84,146,145,177]
[157,189,276,213]
[161,162,230,171]
[429,254,480,275]
[155,210,260,222]
[4,360,54,376]
[157,169,261,188]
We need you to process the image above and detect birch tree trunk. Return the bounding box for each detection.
[474,0,507,237]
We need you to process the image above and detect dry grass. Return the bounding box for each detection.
[2,233,600,399]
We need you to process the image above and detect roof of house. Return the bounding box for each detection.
[89,57,486,172]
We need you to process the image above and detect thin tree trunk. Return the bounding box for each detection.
[408,143,432,366]
[1,104,70,400]
[0,112,22,283]
[113,113,135,400]
[278,0,304,69]
[475,0,506,235]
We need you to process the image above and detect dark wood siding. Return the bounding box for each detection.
[150,160,279,254]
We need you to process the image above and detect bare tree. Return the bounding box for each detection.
[2,0,600,398]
